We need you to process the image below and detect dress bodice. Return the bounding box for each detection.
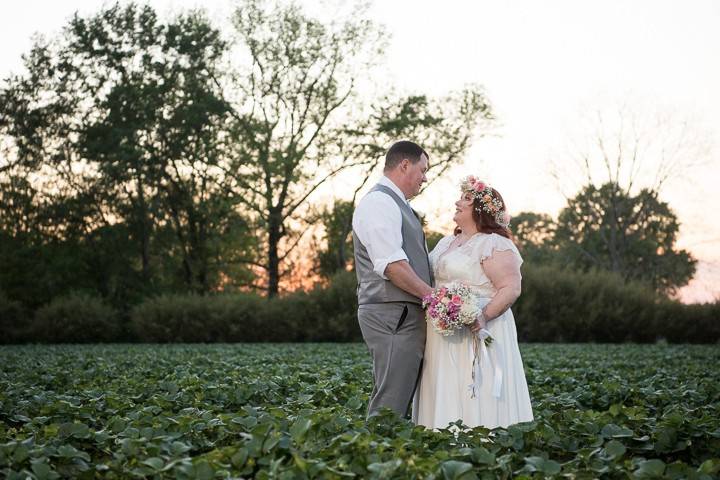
[429,232,522,298]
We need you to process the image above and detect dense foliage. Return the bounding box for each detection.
[4,267,718,344]
[1,344,718,479]
[0,1,491,301]
[513,266,720,343]
[30,293,120,344]
[512,182,696,296]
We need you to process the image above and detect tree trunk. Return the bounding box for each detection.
[267,211,282,298]
[135,175,152,283]
[607,188,622,274]
[196,221,208,294]
[336,239,347,272]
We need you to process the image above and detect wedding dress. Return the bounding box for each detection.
[413,232,533,429]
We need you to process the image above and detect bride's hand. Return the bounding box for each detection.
[471,314,486,333]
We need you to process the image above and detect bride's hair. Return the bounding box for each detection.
[454,187,516,243]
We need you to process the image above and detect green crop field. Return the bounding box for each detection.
[1,344,719,479]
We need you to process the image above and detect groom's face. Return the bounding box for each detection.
[404,154,429,198]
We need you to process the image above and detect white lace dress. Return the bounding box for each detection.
[412,232,534,429]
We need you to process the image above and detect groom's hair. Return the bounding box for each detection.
[384,141,428,171]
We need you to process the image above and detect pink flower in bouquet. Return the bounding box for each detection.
[423,282,483,337]
[473,181,486,192]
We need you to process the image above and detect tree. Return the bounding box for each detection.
[1,0,496,303]
[511,212,558,264]
[552,101,709,198]
[315,199,354,279]
[71,4,252,294]
[215,0,386,296]
[554,182,696,295]
[222,1,495,295]
[0,3,256,300]
[545,101,707,295]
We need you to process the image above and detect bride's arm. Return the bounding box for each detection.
[472,250,522,330]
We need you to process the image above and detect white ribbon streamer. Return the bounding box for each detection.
[469,328,503,399]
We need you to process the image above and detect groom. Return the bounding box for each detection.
[352,140,435,418]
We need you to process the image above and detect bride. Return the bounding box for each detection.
[413,176,533,429]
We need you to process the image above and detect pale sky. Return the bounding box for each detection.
[1,0,719,302]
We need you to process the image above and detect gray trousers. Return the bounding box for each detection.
[358,302,426,418]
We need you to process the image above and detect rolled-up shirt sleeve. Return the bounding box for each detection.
[352,191,408,279]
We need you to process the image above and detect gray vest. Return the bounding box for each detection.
[353,184,434,305]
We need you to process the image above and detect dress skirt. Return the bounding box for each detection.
[413,303,533,429]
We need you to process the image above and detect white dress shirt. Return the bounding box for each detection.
[352,176,410,279]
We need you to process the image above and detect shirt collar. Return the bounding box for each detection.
[379,176,410,205]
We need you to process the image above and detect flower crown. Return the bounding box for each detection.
[460,175,511,227]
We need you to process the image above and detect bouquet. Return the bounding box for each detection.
[422,282,492,345]
[423,282,495,398]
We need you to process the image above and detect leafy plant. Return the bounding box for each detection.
[1,344,718,478]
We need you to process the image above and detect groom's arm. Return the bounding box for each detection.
[353,191,432,300]
[352,192,408,280]
[385,260,433,299]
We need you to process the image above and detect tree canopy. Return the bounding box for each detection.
[513,182,696,296]
[0,1,493,304]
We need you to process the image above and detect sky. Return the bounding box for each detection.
[1,0,719,302]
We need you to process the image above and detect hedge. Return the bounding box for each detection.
[2,268,718,344]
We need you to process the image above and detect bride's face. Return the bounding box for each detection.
[453,191,475,225]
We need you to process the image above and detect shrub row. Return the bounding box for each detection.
[2,267,718,344]
[129,271,359,343]
[0,272,360,344]
[2,292,121,343]
[514,265,720,343]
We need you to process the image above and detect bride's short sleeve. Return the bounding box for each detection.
[474,233,523,266]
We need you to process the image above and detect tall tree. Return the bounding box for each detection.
[545,101,707,295]
[221,0,386,296]
[1,0,497,301]
[71,4,244,293]
[0,3,255,299]
[555,182,696,295]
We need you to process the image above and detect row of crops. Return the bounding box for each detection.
[1,343,719,478]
